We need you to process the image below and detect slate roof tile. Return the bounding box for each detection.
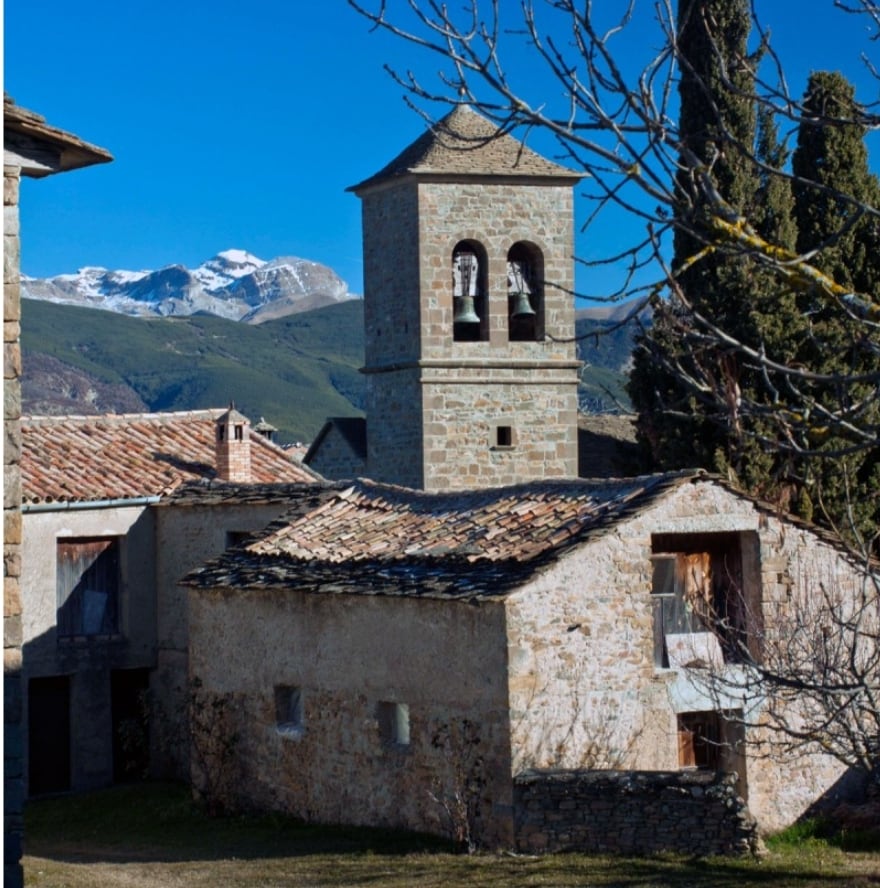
[184,472,705,600]
[22,409,321,505]
[5,93,113,172]
[349,104,581,193]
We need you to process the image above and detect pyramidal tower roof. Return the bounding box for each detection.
[349,104,581,193]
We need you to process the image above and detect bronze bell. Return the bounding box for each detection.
[454,295,481,324]
[510,290,536,318]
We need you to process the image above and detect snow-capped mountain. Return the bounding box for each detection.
[21,249,356,323]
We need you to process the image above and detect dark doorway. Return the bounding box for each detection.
[111,669,151,782]
[28,675,71,795]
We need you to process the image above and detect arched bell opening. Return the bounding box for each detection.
[452,240,489,342]
[507,242,544,342]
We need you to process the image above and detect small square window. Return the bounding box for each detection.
[377,701,410,747]
[495,426,513,448]
[275,685,304,736]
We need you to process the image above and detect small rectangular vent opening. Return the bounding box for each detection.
[496,426,513,448]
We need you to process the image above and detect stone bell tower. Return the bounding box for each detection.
[348,105,582,491]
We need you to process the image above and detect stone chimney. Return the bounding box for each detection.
[253,416,277,442]
[215,403,251,482]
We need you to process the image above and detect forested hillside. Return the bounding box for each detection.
[22,299,366,444]
[22,298,636,443]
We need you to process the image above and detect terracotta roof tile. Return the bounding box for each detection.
[22,410,321,505]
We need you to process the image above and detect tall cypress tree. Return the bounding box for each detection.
[791,71,880,547]
[630,0,802,508]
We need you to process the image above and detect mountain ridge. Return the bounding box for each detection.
[21,249,356,324]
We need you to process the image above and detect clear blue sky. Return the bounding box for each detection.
[6,1,880,298]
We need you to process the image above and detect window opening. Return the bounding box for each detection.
[495,426,513,448]
[507,243,543,341]
[452,243,488,341]
[678,711,722,769]
[57,537,120,638]
[275,685,304,736]
[651,533,752,668]
[377,701,410,747]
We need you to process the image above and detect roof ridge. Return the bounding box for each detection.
[23,408,224,426]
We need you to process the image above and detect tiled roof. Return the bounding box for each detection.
[22,410,321,506]
[161,480,345,509]
[349,105,581,193]
[183,472,703,600]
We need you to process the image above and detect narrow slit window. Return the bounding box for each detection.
[377,701,410,747]
[275,685,304,736]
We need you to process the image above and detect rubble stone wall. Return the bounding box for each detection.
[515,769,761,856]
[189,585,516,847]
[304,427,365,482]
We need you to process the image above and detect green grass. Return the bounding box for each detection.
[22,783,880,888]
[768,817,880,854]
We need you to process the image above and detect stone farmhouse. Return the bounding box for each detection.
[19,407,324,795]
[182,105,873,854]
[185,470,867,852]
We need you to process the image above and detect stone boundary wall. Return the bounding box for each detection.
[515,769,761,857]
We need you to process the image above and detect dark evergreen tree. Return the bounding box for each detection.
[630,0,803,509]
[791,71,880,547]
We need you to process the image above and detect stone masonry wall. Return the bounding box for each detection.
[4,163,24,888]
[416,181,576,360]
[515,769,761,856]
[505,479,859,834]
[361,182,423,369]
[189,586,516,847]
[154,501,302,781]
[360,176,580,490]
[421,369,578,490]
[417,180,579,490]
[304,426,366,482]
[365,367,424,488]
